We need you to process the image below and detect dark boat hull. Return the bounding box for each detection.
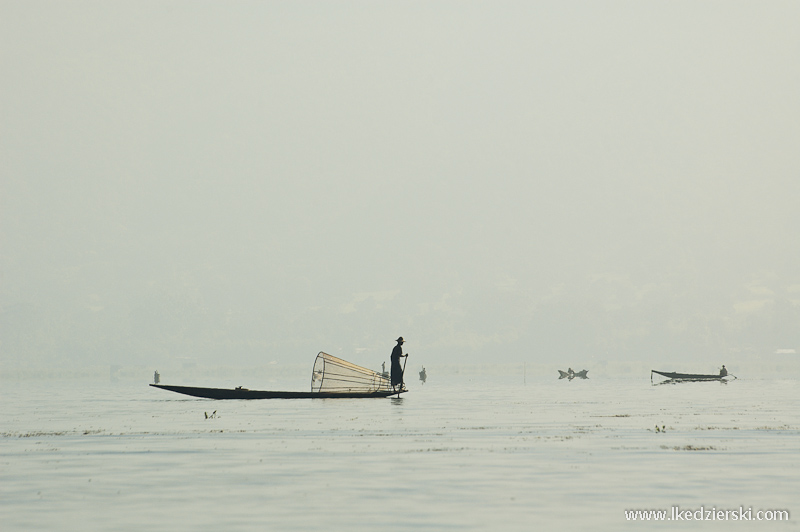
[150,384,405,399]
[651,370,726,381]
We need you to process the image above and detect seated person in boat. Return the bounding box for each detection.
[719,365,727,377]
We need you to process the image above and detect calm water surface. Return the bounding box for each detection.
[1,374,798,531]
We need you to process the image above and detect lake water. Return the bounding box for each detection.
[1,372,798,531]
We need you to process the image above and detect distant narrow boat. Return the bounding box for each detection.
[651,370,730,381]
[151,352,407,400]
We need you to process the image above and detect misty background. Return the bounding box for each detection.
[2,2,799,378]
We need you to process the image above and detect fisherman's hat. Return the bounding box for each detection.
[396,337,404,343]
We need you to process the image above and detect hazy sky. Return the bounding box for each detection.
[2,2,799,370]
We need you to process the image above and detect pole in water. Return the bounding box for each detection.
[398,354,408,397]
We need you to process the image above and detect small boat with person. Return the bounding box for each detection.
[558,368,588,380]
[151,352,407,399]
[651,366,735,383]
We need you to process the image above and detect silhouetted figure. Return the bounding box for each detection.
[419,366,427,384]
[154,371,160,384]
[719,365,728,377]
[390,337,407,391]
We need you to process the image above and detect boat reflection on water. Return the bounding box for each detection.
[652,377,732,386]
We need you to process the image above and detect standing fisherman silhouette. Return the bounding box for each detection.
[390,337,408,392]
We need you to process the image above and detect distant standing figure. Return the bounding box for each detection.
[154,370,160,384]
[391,337,408,390]
[419,366,427,384]
[719,365,727,377]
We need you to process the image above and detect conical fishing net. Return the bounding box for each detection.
[311,352,392,393]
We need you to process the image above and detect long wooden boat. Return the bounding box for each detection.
[150,352,407,399]
[149,384,403,399]
[651,370,729,381]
